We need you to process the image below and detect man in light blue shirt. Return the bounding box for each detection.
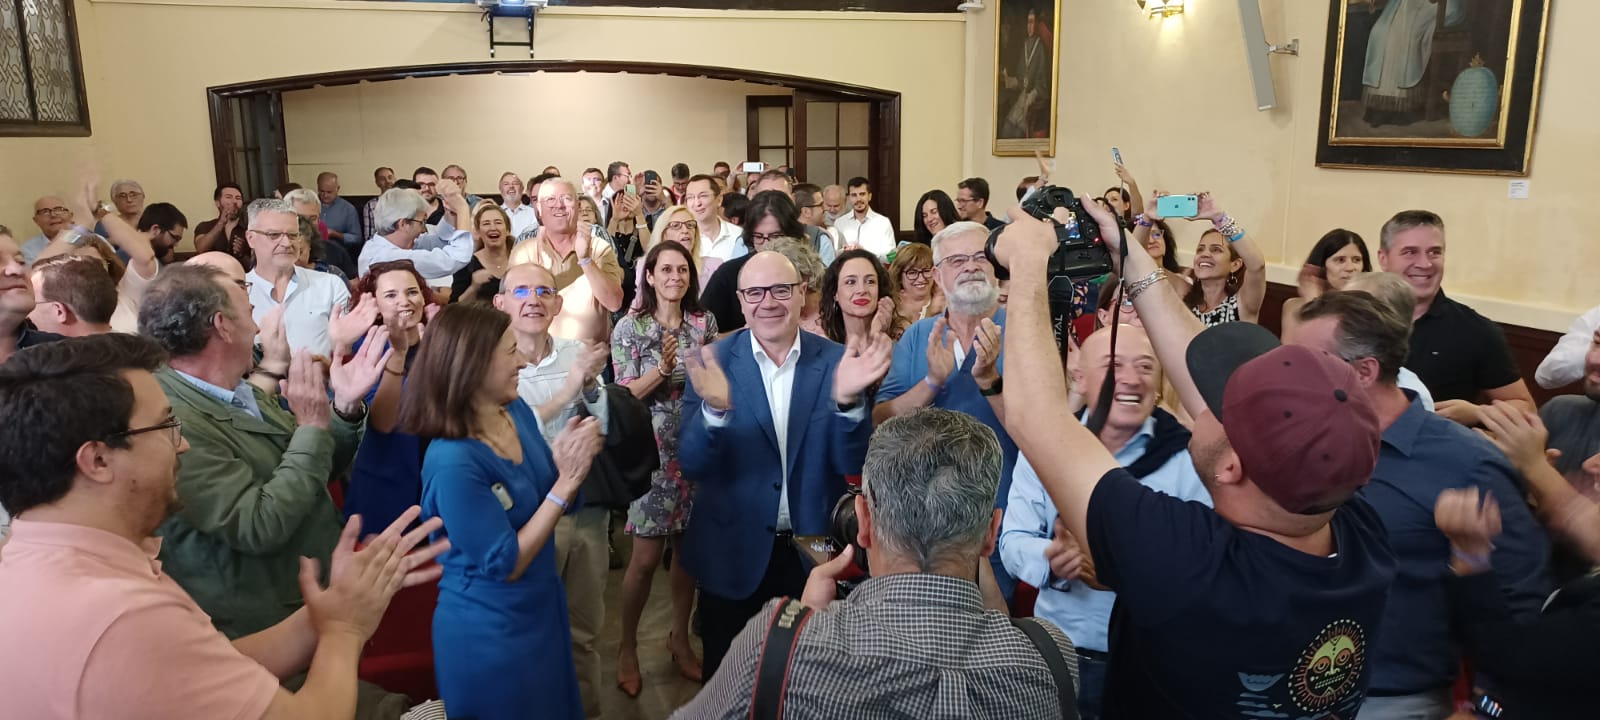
[1000,324,1212,719]
[315,172,363,251]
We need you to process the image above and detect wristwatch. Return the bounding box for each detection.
[979,376,1004,397]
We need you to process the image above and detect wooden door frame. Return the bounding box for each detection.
[207,60,903,229]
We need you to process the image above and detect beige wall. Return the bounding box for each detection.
[282,74,791,194]
[0,0,962,248]
[963,1,1588,329]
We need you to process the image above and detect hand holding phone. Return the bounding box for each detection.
[1156,194,1200,219]
[741,161,766,174]
[1112,147,1124,166]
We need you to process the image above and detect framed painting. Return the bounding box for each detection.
[1315,0,1550,175]
[993,0,1059,157]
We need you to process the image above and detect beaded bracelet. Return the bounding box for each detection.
[1134,214,1153,228]
[1123,269,1168,302]
[546,492,571,512]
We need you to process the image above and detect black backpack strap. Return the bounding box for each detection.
[1011,617,1080,720]
[748,598,814,720]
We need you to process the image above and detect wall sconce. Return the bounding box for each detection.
[1138,0,1186,18]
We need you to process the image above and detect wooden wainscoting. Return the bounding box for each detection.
[1261,282,1581,405]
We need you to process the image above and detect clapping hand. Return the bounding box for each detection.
[925,316,955,388]
[330,506,448,592]
[569,340,609,392]
[659,334,680,377]
[1477,401,1550,473]
[329,326,393,414]
[300,506,443,643]
[328,294,379,355]
[282,350,332,430]
[551,417,604,492]
[1043,517,1084,583]
[1434,487,1501,562]
[971,318,1003,389]
[257,304,291,374]
[871,296,896,337]
[684,345,732,412]
[833,332,893,405]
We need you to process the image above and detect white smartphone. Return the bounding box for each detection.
[741,161,766,173]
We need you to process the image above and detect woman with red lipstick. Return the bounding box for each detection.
[821,248,905,345]
[451,202,515,304]
[610,241,716,697]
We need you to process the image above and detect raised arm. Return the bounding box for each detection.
[1110,197,1208,419]
[1192,193,1266,323]
[1535,308,1600,389]
[994,208,1120,545]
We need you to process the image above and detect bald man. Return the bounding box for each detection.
[315,171,362,250]
[494,262,612,717]
[678,250,891,677]
[999,324,1212,716]
[23,195,77,265]
[186,251,247,282]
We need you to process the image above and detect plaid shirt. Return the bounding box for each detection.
[673,572,1078,719]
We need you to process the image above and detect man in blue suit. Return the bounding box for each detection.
[679,250,893,679]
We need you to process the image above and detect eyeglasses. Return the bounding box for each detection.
[751,231,785,244]
[107,417,183,445]
[34,206,70,217]
[665,220,698,233]
[936,252,991,271]
[509,285,558,299]
[234,279,253,292]
[902,267,933,281]
[401,218,428,229]
[113,191,144,201]
[249,229,303,244]
[736,282,798,303]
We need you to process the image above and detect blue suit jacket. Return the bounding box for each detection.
[679,330,871,599]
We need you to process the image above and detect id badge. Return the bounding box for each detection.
[490,483,514,510]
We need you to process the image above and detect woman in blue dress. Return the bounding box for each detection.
[397,302,604,720]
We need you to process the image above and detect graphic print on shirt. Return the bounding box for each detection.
[1233,619,1368,720]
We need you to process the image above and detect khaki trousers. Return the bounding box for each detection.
[553,506,610,720]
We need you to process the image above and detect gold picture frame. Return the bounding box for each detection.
[992,0,1060,157]
[1315,0,1551,175]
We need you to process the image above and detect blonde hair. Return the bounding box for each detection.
[649,205,703,272]
[471,201,514,258]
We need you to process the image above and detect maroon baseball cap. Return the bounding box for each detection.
[1186,323,1382,514]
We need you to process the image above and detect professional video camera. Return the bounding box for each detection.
[983,185,1115,352]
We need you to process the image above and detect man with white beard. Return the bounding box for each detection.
[874,221,1020,605]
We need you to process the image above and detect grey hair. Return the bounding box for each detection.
[282,188,318,210]
[862,408,1002,571]
[1344,272,1415,324]
[537,176,578,202]
[109,179,143,195]
[764,237,824,290]
[929,221,989,263]
[247,198,298,228]
[374,188,429,235]
[137,264,238,358]
[1378,209,1444,251]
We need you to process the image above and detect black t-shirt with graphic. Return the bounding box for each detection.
[1085,468,1397,719]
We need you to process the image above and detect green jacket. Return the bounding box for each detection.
[155,368,364,638]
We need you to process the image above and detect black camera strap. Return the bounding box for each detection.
[749,598,814,720]
[1083,224,1132,437]
[1010,617,1081,720]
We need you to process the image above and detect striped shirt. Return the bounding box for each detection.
[673,572,1078,719]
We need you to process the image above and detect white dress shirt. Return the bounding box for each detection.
[703,332,802,530]
[698,218,747,269]
[109,262,158,335]
[357,217,473,280]
[503,203,539,238]
[515,336,608,443]
[832,209,897,259]
[246,265,352,356]
[1536,304,1600,389]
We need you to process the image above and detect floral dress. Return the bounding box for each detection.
[610,310,718,537]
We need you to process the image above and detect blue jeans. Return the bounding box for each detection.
[1075,650,1108,720]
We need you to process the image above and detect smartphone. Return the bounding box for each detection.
[741,161,766,174]
[642,169,661,185]
[1157,194,1199,219]
[1112,147,1124,166]
[624,183,637,196]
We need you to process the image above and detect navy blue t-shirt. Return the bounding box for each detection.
[1086,468,1397,719]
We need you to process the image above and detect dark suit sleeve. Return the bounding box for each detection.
[678,345,724,484]
[1447,572,1600,689]
[1477,455,1553,619]
[830,400,872,479]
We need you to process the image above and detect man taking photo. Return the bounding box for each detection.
[994,197,1396,718]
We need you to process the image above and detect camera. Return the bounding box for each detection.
[828,486,869,593]
[984,185,1116,351]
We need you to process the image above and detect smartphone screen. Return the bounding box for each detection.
[1112,147,1124,165]
[625,183,637,196]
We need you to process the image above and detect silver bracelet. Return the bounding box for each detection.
[1123,269,1167,302]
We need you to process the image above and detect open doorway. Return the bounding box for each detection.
[207,60,903,230]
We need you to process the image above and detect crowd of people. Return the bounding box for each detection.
[0,151,1596,720]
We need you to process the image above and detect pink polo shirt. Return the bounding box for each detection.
[0,519,280,720]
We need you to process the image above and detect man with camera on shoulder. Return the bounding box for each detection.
[674,408,1080,720]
